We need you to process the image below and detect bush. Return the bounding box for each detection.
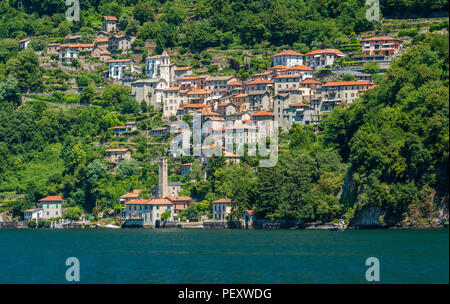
[398,28,418,37]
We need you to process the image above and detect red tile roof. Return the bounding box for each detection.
[168,196,193,202]
[361,36,402,42]
[306,49,344,56]
[149,198,173,205]
[211,198,232,204]
[18,38,32,43]
[39,196,63,202]
[285,65,313,71]
[107,59,133,63]
[301,79,322,84]
[120,192,140,199]
[187,89,210,95]
[103,16,118,21]
[125,199,150,205]
[146,55,161,59]
[112,126,126,129]
[182,104,206,109]
[245,210,256,215]
[252,110,274,117]
[175,66,193,71]
[273,50,303,57]
[227,82,243,86]
[272,65,288,69]
[289,102,310,108]
[245,78,273,85]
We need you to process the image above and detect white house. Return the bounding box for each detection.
[24,208,43,221]
[211,198,232,222]
[122,198,174,227]
[38,196,63,219]
[273,50,304,67]
[305,49,345,70]
[108,59,134,80]
[18,38,32,50]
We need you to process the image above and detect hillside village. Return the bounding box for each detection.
[1,4,449,229]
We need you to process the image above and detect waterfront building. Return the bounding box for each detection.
[167,196,194,217]
[24,208,43,221]
[212,198,232,222]
[38,196,63,219]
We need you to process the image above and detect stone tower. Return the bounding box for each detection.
[158,157,169,199]
[159,49,171,85]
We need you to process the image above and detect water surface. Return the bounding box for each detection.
[0,229,448,283]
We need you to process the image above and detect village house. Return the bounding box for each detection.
[59,45,79,63]
[96,31,110,40]
[24,208,43,221]
[180,163,192,176]
[126,121,137,132]
[299,79,322,104]
[226,81,244,95]
[217,102,238,116]
[96,37,110,49]
[272,50,304,67]
[120,190,141,204]
[167,196,193,218]
[162,87,184,118]
[18,38,32,50]
[273,74,303,95]
[244,78,273,93]
[109,34,135,53]
[122,199,174,227]
[274,90,303,127]
[248,90,272,113]
[176,104,206,119]
[104,148,131,164]
[320,80,376,106]
[251,110,275,137]
[305,49,345,70]
[361,36,403,56]
[91,46,111,61]
[178,76,198,91]
[64,34,81,43]
[174,66,193,80]
[131,78,164,109]
[112,126,127,136]
[145,51,171,81]
[46,43,60,54]
[151,181,183,198]
[102,16,118,33]
[108,59,134,80]
[38,196,64,219]
[150,127,169,137]
[212,198,232,222]
[355,73,372,81]
[282,102,315,130]
[59,43,94,62]
[278,65,314,80]
[187,89,212,104]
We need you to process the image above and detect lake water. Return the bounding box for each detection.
[0,229,448,284]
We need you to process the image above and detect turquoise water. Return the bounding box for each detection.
[0,229,448,284]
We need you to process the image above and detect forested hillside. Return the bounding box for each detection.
[1,0,448,52]
[0,1,448,226]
